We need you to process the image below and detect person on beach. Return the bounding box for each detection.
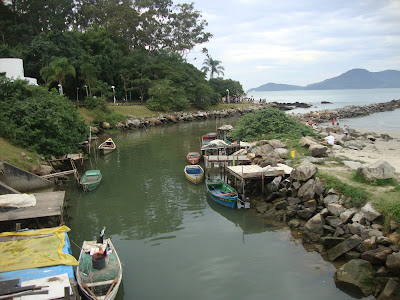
[313,123,318,130]
[331,118,335,126]
[336,116,340,126]
[344,125,349,140]
[323,134,335,153]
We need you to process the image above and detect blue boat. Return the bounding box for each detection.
[206,179,238,209]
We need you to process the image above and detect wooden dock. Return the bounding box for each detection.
[0,191,65,223]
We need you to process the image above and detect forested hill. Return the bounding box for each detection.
[249,69,400,91]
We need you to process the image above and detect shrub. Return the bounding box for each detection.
[146,79,189,112]
[227,107,316,142]
[0,77,87,157]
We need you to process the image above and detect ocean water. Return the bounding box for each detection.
[249,88,400,131]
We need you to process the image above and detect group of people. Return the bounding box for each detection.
[331,116,340,126]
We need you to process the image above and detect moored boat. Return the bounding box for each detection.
[184,165,204,185]
[186,152,201,164]
[76,228,122,300]
[98,138,116,155]
[205,179,238,208]
[80,170,102,192]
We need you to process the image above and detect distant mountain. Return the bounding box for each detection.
[249,69,400,92]
[249,83,303,92]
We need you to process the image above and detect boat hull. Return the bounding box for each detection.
[184,165,204,185]
[80,170,102,192]
[99,138,116,155]
[186,152,201,164]
[206,179,237,209]
[76,238,122,300]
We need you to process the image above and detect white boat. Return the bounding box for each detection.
[98,138,116,155]
[76,236,122,300]
[184,165,204,185]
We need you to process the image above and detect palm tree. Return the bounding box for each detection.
[201,55,225,79]
[40,57,75,94]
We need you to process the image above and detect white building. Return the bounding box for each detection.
[0,58,38,85]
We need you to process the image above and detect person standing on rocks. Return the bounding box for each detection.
[331,118,335,126]
[336,116,340,126]
[344,124,349,140]
[323,134,335,153]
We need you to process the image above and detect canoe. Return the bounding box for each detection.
[76,238,123,300]
[80,170,102,192]
[186,152,201,164]
[184,165,204,185]
[99,138,116,155]
[206,179,238,209]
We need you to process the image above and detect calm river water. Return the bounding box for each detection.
[65,117,356,300]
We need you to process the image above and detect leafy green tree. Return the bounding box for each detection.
[0,76,87,157]
[201,55,224,79]
[40,56,76,94]
[146,79,189,112]
[209,78,244,97]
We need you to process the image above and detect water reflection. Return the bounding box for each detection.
[64,116,355,300]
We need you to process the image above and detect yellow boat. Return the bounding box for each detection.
[184,165,204,185]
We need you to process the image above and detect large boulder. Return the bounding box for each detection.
[386,252,400,276]
[303,213,325,242]
[361,247,393,265]
[292,160,318,181]
[334,259,376,297]
[358,161,395,182]
[268,139,286,148]
[309,144,328,157]
[251,144,275,157]
[327,235,363,261]
[297,179,315,201]
[361,202,382,222]
[377,278,400,300]
[274,148,288,158]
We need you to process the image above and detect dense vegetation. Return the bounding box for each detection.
[227,107,316,141]
[0,0,244,111]
[0,76,87,157]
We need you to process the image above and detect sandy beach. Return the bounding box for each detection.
[333,127,400,177]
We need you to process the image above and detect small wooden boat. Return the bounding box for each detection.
[206,179,238,209]
[99,138,116,155]
[80,170,102,191]
[186,152,201,164]
[76,230,122,300]
[184,165,204,185]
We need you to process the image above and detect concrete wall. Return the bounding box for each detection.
[0,58,38,85]
[0,162,54,193]
[0,181,21,195]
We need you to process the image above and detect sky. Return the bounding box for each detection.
[174,0,400,91]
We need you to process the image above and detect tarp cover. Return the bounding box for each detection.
[0,226,78,272]
[0,193,36,208]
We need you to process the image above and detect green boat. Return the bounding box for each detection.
[80,170,102,191]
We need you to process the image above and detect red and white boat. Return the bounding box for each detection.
[186,152,201,164]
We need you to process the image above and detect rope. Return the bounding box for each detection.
[71,239,83,251]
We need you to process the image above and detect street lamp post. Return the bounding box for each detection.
[58,84,63,95]
[111,86,116,105]
[226,89,229,103]
[76,87,79,102]
[84,85,88,98]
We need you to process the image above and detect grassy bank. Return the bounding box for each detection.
[0,137,40,171]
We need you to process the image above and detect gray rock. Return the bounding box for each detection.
[377,278,400,300]
[309,144,328,157]
[358,236,378,253]
[352,211,366,224]
[297,210,313,220]
[304,157,325,164]
[304,199,317,213]
[334,259,375,296]
[361,247,393,265]
[287,197,301,208]
[358,161,396,182]
[102,122,111,129]
[327,234,363,261]
[361,228,383,240]
[377,236,393,247]
[298,179,315,201]
[268,139,287,148]
[313,177,325,195]
[299,136,318,147]
[292,160,318,182]
[274,200,289,210]
[288,218,301,228]
[361,202,382,222]
[320,237,345,249]
[345,251,361,260]
[251,144,275,157]
[304,213,325,235]
[326,216,343,228]
[340,208,358,224]
[328,203,346,216]
[386,252,400,275]
[348,223,365,236]
[323,194,340,205]
[274,148,288,158]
